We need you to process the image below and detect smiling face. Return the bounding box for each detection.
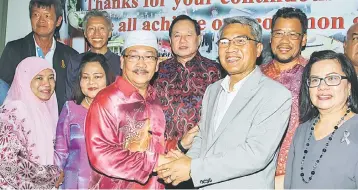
[170,19,201,62]
[309,59,351,113]
[271,18,307,64]
[120,45,159,91]
[30,69,55,101]
[218,23,263,77]
[84,16,112,54]
[30,4,62,38]
[80,61,107,100]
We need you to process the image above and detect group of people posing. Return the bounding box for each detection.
[0,0,358,189]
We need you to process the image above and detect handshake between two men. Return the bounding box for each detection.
[154,125,199,186]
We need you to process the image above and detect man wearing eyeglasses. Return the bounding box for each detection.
[156,16,292,189]
[85,30,174,189]
[344,23,358,75]
[260,7,308,189]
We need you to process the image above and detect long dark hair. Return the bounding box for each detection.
[299,50,358,123]
[72,52,115,105]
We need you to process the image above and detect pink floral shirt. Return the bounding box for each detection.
[260,56,307,175]
[0,102,60,189]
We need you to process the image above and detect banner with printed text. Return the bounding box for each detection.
[57,0,358,63]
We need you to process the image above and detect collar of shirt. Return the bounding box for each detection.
[261,56,307,79]
[173,52,202,68]
[213,67,256,132]
[220,66,257,93]
[271,56,307,71]
[88,48,113,59]
[115,76,156,100]
[33,36,56,57]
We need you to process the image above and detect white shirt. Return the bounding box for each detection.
[213,67,257,132]
[34,36,56,66]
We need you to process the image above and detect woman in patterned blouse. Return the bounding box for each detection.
[54,52,115,189]
[0,57,62,189]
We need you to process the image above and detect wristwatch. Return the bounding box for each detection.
[177,139,188,153]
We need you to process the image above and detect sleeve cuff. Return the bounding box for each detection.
[134,152,158,184]
[190,158,201,187]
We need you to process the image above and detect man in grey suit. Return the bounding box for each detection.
[156,16,292,189]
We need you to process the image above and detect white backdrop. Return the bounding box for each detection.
[5,0,32,44]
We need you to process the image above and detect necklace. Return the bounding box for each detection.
[300,108,350,183]
[85,97,92,106]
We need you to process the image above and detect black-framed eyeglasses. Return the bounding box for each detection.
[124,55,158,62]
[217,36,259,47]
[272,30,303,40]
[307,74,348,88]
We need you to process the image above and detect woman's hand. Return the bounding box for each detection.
[55,171,64,188]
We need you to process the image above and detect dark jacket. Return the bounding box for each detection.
[65,50,121,100]
[0,32,79,112]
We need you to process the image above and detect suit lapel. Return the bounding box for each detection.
[53,42,67,74]
[25,32,36,57]
[206,68,263,152]
[53,43,61,70]
[205,82,222,150]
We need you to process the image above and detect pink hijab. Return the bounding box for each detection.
[3,57,58,165]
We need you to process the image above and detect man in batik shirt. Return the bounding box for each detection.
[85,30,174,189]
[259,7,308,188]
[154,15,222,152]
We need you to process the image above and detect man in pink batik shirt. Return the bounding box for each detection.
[260,7,308,188]
[85,30,175,189]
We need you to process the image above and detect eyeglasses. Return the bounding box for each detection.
[307,74,348,88]
[272,30,303,40]
[124,55,158,62]
[217,36,259,47]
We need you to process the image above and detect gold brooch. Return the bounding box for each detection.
[61,60,66,69]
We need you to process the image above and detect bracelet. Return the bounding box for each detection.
[177,139,188,154]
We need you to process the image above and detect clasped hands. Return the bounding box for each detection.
[154,126,199,186]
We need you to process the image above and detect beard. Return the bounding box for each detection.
[273,53,296,64]
[272,43,303,64]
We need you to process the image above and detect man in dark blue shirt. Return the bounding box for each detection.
[65,10,121,100]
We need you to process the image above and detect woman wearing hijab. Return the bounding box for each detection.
[0,57,62,189]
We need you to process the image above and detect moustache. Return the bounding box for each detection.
[133,68,149,73]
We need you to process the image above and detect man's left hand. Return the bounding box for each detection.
[156,150,192,186]
[180,125,199,149]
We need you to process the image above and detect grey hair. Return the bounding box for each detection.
[218,16,262,42]
[83,10,112,31]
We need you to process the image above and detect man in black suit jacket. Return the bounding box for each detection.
[65,10,121,101]
[0,0,78,112]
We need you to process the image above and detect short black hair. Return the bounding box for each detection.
[271,7,308,35]
[29,0,63,20]
[169,15,201,37]
[72,52,115,105]
[299,50,358,123]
